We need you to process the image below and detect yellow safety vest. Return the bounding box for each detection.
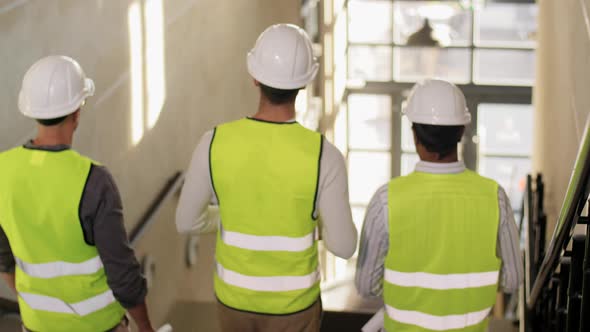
[384,170,501,332]
[0,147,125,332]
[210,118,322,314]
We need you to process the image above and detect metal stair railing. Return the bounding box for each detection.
[525,117,590,332]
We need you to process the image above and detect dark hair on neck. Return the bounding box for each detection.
[36,115,68,127]
[413,123,464,160]
[259,83,300,105]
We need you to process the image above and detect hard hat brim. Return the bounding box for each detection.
[247,51,319,90]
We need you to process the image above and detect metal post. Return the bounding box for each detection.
[566,235,586,332]
[580,222,590,332]
[549,277,559,332]
[556,257,571,331]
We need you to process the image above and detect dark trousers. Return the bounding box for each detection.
[217,300,322,332]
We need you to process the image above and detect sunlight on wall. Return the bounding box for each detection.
[145,0,166,130]
[128,0,167,145]
[129,2,144,145]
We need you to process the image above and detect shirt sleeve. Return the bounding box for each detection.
[497,186,524,293]
[81,165,147,309]
[355,184,389,298]
[317,139,358,259]
[175,130,219,234]
[0,226,15,273]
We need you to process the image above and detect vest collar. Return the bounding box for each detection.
[415,161,466,174]
[23,140,71,152]
[246,117,297,124]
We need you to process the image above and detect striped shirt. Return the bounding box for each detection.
[355,161,523,298]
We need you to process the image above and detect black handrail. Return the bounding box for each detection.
[528,117,590,308]
[129,171,185,246]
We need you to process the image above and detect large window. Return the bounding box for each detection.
[347,0,537,85]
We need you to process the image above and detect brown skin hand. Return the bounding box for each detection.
[0,273,16,293]
[33,109,81,146]
[252,79,298,122]
[412,126,464,163]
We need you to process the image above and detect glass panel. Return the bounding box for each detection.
[348,94,392,150]
[348,45,393,81]
[394,47,471,83]
[401,153,419,176]
[352,206,366,242]
[394,1,472,47]
[479,157,532,209]
[349,151,391,205]
[401,116,416,153]
[474,49,535,86]
[348,0,393,43]
[334,10,348,69]
[475,3,538,48]
[478,104,533,156]
[334,103,348,155]
[334,61,347,104]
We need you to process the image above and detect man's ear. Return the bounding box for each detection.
[71,109,81,127]
[458,126,466,142]
[412,126,419,146]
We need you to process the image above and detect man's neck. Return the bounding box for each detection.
[33,127,74,146]
[418,152,459,163]
[252,99,296,123]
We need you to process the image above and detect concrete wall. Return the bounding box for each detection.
[533,0,590,236]
[0,0,300,327]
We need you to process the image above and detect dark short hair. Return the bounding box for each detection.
[412,123,464,160]
[36,115,68,126]
[259,84,300,105]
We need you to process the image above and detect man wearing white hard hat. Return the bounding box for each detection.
[176,24,357,331]
[355,79,523,332]
[0,56,154,332]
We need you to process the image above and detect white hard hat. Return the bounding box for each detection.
[18,55,95,119]
[403,79,471,126]
[247,24,319,90]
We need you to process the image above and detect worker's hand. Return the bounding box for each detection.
[0,272,16,293]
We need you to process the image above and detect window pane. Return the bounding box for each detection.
[334,103,348,155]
[348,45,393,81]
[401,116,416,153]
[334,10,348,68]
[394,47,471,83]
[478,104,533,156]
[394,1,472,47]
[348,94,392,150]
[349,152,391,204]
[401,153,419,176]
[479,157,531,209]
[334,61,347,104]
[474,49,535,86]
[348,0,393,43]
[475,3,538,48]
[351,206,366,241]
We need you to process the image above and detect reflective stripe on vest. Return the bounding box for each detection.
[220,226,317,252]
[19,289,117,317]
[216,263,320,292]
[15,256,103,279]
[211,119,322,314]
[384,269,499,290]
[384,170,501,331]
[385,305,492,331]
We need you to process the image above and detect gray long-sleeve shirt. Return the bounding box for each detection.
[355,160,524,298]
[0,143,146,309]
